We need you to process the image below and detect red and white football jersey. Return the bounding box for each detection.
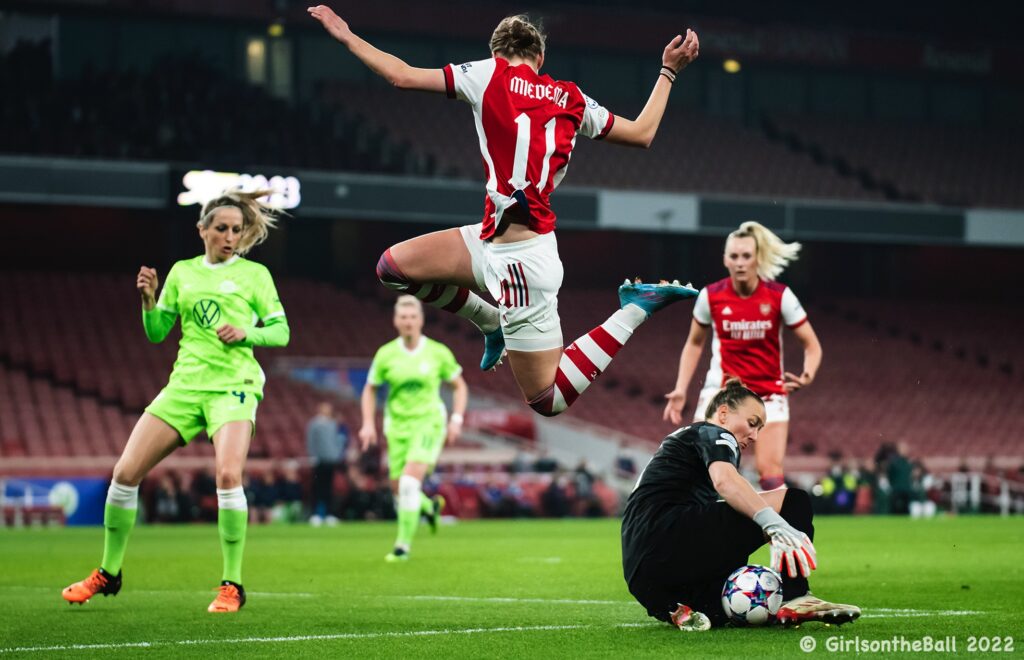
[443,57,614,239]
[693,278,808,397]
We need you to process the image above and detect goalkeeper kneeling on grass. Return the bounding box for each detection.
[621,378,861,630]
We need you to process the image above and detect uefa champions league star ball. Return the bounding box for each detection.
[721,565,784,626]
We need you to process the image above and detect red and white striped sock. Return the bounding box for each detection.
[410,282,499,333]
[528,306,647,416]
[377,249,499,333]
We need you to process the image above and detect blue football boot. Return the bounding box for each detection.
[480,327,506,371]
[618,278,699,317]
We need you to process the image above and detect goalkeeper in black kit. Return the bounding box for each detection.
[621,379,861,630]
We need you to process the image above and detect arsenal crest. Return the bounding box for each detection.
[759,303,771,316]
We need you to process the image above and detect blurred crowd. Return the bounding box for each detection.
[139,402,623,525]
[128,405,1024,524]
[810,442,1024,516]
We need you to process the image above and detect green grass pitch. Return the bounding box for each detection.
[1,516,1021,658]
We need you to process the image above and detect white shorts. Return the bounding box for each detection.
[458,223,564,352]
[693,388,790,424]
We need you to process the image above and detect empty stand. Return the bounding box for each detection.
[2,272,1021,463]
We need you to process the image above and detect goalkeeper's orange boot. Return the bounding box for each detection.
[669,603,711,631]
[208,581,246,613]
[777,593,860,626]
[62,568,122,604]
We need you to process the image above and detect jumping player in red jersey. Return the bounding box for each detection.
[309,6,700,417]
[662,222,822,490]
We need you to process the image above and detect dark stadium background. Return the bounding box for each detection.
[1,0,1021,526]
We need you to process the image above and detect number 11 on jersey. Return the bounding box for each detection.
[509,113,558,193]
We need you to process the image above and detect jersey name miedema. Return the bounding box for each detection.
[443,58,614,239]
[693,278,807,397]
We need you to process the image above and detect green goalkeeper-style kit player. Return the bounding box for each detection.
[359,295,468,561]
[62,190,289,613]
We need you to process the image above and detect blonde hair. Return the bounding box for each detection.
[394,294,423,314]
[727,221,801,281]
[198,189,281,256]
[489,15,546,60]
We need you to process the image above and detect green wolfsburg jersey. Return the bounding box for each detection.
[146,255,285,397]
[368,336,462,423]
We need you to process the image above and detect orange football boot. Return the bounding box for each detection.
[62,568,122,604]
[208,581,246,613]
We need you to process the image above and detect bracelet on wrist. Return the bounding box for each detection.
[659,70,676,84]
[450,413,464,425]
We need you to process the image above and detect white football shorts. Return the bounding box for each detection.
[458,223,564,352]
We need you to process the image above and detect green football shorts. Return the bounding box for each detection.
[384,415,446,480]
[145,387,259,444]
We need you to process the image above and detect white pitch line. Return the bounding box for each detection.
[866,608,984,615]
[861,609,983,618]
[1,608,986,653]
[0,625,587,654]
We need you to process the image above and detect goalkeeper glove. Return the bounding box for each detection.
[753,507,817,578]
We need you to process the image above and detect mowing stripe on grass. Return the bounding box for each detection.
[0,610,986,652]
[2,586,313,598]
[400,597,986,620]
[0,625,590,654]
[402,595,632,605]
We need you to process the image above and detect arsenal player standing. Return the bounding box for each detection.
[663,222,822,490]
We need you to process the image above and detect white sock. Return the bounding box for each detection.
[398,475,422,512]
[217,486,247,511]
[613,305,647,333]
[106,480,139,509]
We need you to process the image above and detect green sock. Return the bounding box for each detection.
[395,507,420,549]
[218,508,247,584]
[419,492,433,515]
[100,504,136,575]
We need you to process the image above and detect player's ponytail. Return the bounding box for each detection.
[728,221,801,281]
[489,15,546,60]
[704,378,763,420]
[198,189,282,257]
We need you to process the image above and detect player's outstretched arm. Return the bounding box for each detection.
[710,462,816,578]
[358,382,380,450]
[663,319,709,424]
[446,375,468,445]
[307,5,445,93]
[709,460,771,519]
[605,29,699,148]
[784,321,821,393]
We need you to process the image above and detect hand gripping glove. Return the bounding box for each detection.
[753,507,817,578]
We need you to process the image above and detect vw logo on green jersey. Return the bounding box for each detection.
[192,299,222,328]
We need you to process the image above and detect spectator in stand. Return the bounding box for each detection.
[152,474,186,523]
[192,468,218,522]
[251,472,278,524]
[307,402,348,526]
[276,461,304,523]
[887,443,914,515]
[541,472,571,517]
[533,449,559,473]
[909,463,937,518]
[615,441,639,482]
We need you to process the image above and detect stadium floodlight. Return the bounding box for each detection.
[178,170,301,210]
